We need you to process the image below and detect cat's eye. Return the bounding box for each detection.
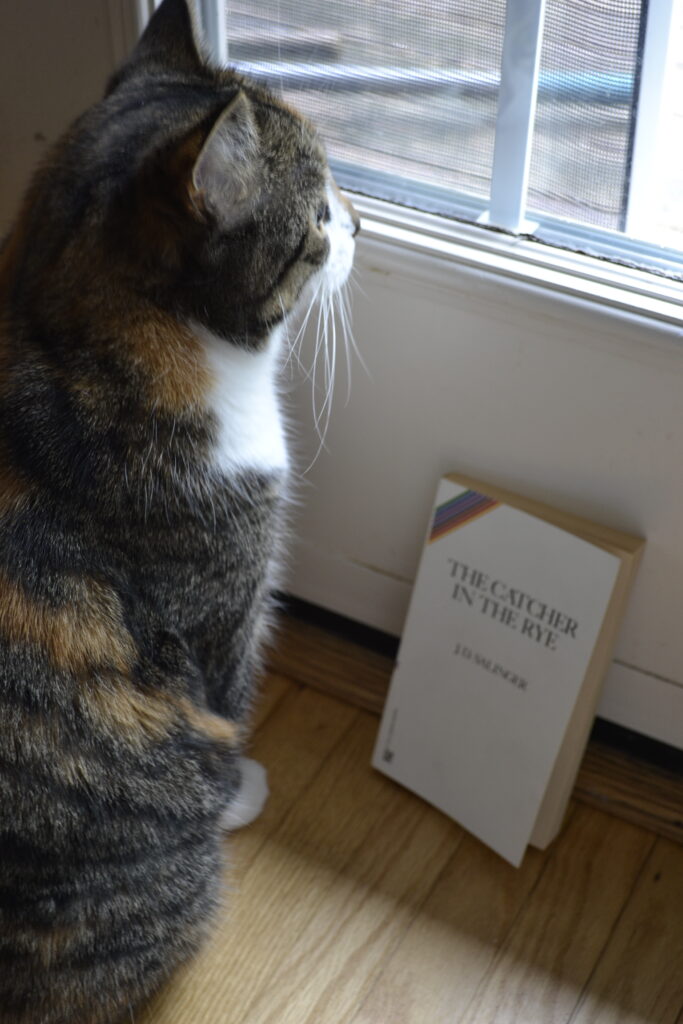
[316,202,331,228]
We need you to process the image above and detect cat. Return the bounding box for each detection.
[0,0,359,1020]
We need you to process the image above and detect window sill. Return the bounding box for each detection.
[349,194,683,331]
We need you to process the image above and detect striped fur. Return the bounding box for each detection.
[0,1,358,1020]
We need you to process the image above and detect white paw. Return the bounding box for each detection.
[220,758,269,831]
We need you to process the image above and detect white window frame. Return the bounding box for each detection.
[112,0,683,330]
[626,0,678,237]
[481,0,546,234]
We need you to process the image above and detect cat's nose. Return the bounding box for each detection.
[345,201,360,238]
[336,186,360,237]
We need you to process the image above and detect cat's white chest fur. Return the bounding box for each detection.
[193,322,288,476]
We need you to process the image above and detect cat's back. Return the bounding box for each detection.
[0,74,249,1024]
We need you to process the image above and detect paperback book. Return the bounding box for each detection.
[372,473,644,866]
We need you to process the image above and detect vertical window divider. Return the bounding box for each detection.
[199,0,228,65]
[624,0,676,239]
[480,0,546,234]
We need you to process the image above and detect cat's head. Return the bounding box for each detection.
[15,0,359,346]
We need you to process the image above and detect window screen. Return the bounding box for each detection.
[222,1,683,273]
[526,0,643,232]
[226,1,505,208]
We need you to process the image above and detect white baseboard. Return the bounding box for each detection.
[598,662,683,750]
[286,540,412,636]
[286,542,683,751]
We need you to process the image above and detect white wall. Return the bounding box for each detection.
[0,0,117,232]
[286,233,683,750]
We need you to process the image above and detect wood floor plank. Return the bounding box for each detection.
[242,781,461,1024]
[569,838,683,1024]
[250,672,294,732]
[270,614,683,846]
[177,713,459,1024]
[267,615,392,713]
[351,830,549,1024]
[575,741,683,845]
[235,683,360,870]
[458,805,656,1024]
[129,662,683,1024]
[139,686,359,1024]
[232,712,462,1024]
[226,715,396,1017]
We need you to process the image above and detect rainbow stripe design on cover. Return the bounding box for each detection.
[429,488,500,543]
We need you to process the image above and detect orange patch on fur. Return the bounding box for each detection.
[36,924,79,970]
[0,574,135,676]
[179,697,240,746]
[120,311,212,413]
[81,679,177,743]
[0,573,238,748]
[0,574,175,744]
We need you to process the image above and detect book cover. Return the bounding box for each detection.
[372,475,639,866]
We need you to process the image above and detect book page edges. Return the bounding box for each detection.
[445,473,644,555]
[528,542,645,849]
[382,472,645,862]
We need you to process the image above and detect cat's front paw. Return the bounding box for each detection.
[220,757,269,831]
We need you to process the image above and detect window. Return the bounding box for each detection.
[208,0,683,279]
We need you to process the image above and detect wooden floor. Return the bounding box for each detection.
[138,664,683,1024]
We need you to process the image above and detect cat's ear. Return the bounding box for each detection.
[107,0,206,92]
[135,0,206,72]
[191,92,260,226]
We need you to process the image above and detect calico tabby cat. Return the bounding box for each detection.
[0,1,359,1020]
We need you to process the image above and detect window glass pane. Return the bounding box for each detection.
[526,0,643,232]
[225,0,506,207]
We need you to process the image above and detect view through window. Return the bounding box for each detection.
[222,0,683,275]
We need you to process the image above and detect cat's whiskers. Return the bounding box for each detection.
[303,278,344,472]
[340,280,368,381]
[317,285,332,434]
[336,283,353,406]
[322,283,338,440]
[276,291,289,355]
[310,284,327,430]
[293,291,319,375]
[294,285,324,384]
[317,283,335,437]
[349,263,367,298]
[282,279,321,377]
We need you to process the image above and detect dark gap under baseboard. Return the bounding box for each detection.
[590,719,683,776]
[280,593,400,660]
[280,593,683,779]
